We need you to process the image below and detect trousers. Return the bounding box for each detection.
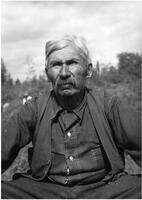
[2,174,141,199]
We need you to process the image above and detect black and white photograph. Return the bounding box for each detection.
[1,1,142,199]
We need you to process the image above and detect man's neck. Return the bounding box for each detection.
[55,89,85,110]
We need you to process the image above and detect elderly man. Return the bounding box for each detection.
[2,35,141,199]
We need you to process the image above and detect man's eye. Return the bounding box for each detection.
[66,60,78,65]
[50,62,62,68]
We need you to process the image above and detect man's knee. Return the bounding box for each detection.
[1,181,12,199]
[109,174,141,198]
[1,178,32,199]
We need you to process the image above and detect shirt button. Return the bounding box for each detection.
[67,167,70,175]
[69,156,74,161]
[67,132,71,137]
[65,178,69,184]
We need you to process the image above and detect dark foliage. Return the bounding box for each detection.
[117,52,142,78]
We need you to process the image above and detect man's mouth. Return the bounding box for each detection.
[58,83,73,90]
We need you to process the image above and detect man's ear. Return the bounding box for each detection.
[86,63,93,78]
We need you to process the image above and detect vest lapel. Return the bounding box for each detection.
[87,89,123,174]
[31,91,53,179]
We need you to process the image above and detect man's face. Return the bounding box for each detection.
[46,46,91,97]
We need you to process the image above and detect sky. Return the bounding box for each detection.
[1,1,142,81]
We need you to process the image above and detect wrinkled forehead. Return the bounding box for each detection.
[48,46,81,62]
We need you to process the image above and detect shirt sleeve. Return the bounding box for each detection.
[105,93,141,166]
[2,97,38,172]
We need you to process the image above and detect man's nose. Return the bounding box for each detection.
[59,64,70,79]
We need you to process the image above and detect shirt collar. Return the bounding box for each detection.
[50,93,64,120]
[73,89,87,120]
